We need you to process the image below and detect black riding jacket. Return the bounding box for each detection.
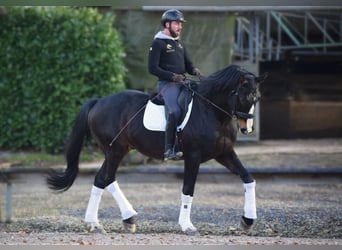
[148,31,195,81]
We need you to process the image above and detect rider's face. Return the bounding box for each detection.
[166,21,183,37]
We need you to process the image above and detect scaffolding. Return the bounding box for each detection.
[234,8,342,63]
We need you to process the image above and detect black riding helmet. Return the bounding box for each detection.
[161,9,186,27]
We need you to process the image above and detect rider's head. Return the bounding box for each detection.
[161,9,186,38]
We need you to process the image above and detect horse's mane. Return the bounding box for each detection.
[198,64,242,97]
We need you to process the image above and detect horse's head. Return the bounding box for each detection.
[197,65,267,134]
[234,69,268,134]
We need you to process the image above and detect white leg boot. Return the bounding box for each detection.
[178,193,197,234]
[243,181,257,219]
[106,181,137,233]
[84,185,106,233]
[240,180,257,231]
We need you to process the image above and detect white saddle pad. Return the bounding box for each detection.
[143,99,193,131]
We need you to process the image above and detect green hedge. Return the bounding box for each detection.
[0,7,126,152]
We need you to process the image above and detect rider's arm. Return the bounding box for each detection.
[148,39,174,81]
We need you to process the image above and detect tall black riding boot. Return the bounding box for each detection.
[164,112,183,161]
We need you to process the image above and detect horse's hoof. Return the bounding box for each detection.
[123,217,136,233]
[87,222,106,234]
[240,216,255,231]
[123,222,136,233]
[180,223,199,236]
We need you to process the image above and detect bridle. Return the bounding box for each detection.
[182,77,255,121]
[233,73,258,120]
[230,83,255,120]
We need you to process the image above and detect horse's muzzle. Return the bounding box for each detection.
[237,105,255,134]
[238,118,250,134]
[238,118,254,134]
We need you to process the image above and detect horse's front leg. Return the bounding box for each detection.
[216,150,257,230]
[178,155,201,235]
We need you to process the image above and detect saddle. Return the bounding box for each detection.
[143,80,198,131]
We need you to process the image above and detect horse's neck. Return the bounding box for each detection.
[206,92,234,122]
[198,79,238,122]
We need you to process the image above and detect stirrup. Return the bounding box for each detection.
[164,149,183,161]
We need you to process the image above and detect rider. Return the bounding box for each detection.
[148,9,201,161]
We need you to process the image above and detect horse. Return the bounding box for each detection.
[47,64,267,235]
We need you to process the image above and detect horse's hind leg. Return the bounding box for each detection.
[84,159,108,233]
[216,151,257,230]
[85,150,137,233]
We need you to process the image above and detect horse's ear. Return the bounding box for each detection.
[256,72,268,83]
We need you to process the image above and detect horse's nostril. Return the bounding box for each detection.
[240,128,248,135]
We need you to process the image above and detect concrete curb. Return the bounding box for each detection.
[116,165,342,175]
[2,165,341,177]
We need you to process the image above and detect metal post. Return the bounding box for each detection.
[276,14,281,61]
[266,11,272,60]
[6,182,12,222]
[236,18,242,60]
[323,19,327,52]
[340,13,342,42]
[268,40,273,61]
[254,101,260,141]
[260,32,264,60]
[255,15,260,63]
[249,15,254,63]
[305,12,308,44]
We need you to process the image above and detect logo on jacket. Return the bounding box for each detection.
[166,44,175,52]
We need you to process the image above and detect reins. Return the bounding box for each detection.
[182,80,239,120]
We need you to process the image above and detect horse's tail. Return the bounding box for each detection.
[47,98,98,192]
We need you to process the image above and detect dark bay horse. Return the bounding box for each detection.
[47,64,266,234]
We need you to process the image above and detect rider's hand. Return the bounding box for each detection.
[193,68,202,77]
[171,73,185,83]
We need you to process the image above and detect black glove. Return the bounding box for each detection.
[193,68,202,77]
[171,73,185,83]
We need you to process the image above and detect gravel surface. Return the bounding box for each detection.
[0,139,341,245]
[0,173,341,245]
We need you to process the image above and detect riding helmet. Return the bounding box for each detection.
[161,9,186,27]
